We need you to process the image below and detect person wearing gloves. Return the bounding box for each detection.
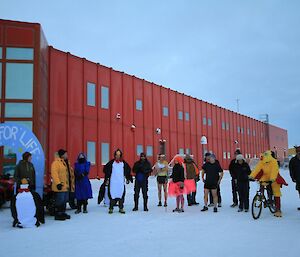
[104,149,132,214]
[250,150,288,217]
[235,154,251,212]
[201,154,223,213]
[51,149,75,221]
[74,153,93,214]
[132,152,152,211]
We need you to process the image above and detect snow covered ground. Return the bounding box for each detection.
[0,170,299,257]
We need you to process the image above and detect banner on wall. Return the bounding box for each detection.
[0,123,45,197]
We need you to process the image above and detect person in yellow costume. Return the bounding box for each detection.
[249,150,288,217]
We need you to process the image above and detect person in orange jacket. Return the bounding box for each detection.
[183,154,199,206]
[249,150,288,217]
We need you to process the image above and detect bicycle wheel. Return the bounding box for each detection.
[252,194,263,219]
[268,195,276,214]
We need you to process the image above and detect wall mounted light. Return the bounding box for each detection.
[131,124,136,131]
[156,128,161,135]
[116,113,121,119]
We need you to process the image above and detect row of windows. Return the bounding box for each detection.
[87,83,109,108]
[0,47,34,61]
[222,152,256,160]
[86,142,154,166]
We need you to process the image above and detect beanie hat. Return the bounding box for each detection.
[234,149,241,155]
[204,152,211,157]
[22,151,32,161]
[58,149,67,158]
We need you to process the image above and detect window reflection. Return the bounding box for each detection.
[6,63,33,99]
[101,143,110,165]
[87,82,96,106]
[101,86,109,109]
[87,141,96,165]
[6,47,34,60]
[5,103,32,118]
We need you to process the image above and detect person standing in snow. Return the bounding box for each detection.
[289,146,300,211]
[169,156,185,212]
[201,154,223,213]
[152,154,169,207]
[104,149,132,214]
[235,154,251,212]
[132,152,152,211]
[228,149,241,207]
[74,153,93,214]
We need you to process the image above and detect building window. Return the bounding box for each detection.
[137,145,143,156]
[0,63,2,98]
[6,63,33,99]
[87,141,96,165]
[253,130,256,136]
[146,146,153,157]
[5,121,33,131]
[6,47,34,60]
[227,152,231,159]
[136,99,142,111]
[101,143,110,165]
[223,151,227,159]
[247,128,250,135]
[163,107,169,117]
[101,86,109,109]
[178,111,183,120]
[208,118,212,126]
[222,121,225,130]
[179,148,184,154]
[87,82,96,106]
[0,47,2,59]
[5,103,32,118]
[237,126,240,133]
[226,123,230,131]
[186,148,190,154]
[203,117,207,125]
[241,128,244,134]
[185,112,190,121]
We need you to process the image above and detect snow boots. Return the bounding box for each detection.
[274,197,282,217]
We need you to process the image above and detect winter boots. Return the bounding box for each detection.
[274,197,282,218]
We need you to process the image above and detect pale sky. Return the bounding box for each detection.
[1,0,299,147]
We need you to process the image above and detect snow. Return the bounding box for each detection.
[0,170,299,257]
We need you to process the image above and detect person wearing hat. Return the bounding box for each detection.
[235,154,251,212]
[289,146,300,210]
[228,149,242,207]
[14,152,36,191]
[201,154,223,212]
[51,149,75,221]
[11,178,44,228]
[183,154,199,206]
[132,152,152,211]
[104,149,133,214]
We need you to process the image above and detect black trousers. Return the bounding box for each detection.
[77,199,88,210]
[187,179,198,204]
[134,180,148,202]
[231,179,238,204]
[108,185,126,210]
[209,185,221,204]
[237,181,249,210]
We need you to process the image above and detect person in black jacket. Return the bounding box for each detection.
[289,146,300,210]
[235,154,251,212]
[201,154,223,213]
[132,153,152,211]
[104,149,132,214]
[170,156,185,212]
[228,149,241,207]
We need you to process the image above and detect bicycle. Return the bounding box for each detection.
[251,180,276,219]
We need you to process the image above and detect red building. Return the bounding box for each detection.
[0,19,288,181]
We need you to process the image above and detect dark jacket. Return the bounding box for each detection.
[171,164,185,183]
[235,161,251,182]
[229,159,238,179]
[104,159,133,182]
[14,160,36,190]
[289,156,300,183]
[133,159,152,182]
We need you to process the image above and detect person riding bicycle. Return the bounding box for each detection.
[249,150,288,217]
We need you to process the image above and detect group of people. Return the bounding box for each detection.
[10,145,300,228]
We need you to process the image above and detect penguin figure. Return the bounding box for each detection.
[11,179,45,228]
